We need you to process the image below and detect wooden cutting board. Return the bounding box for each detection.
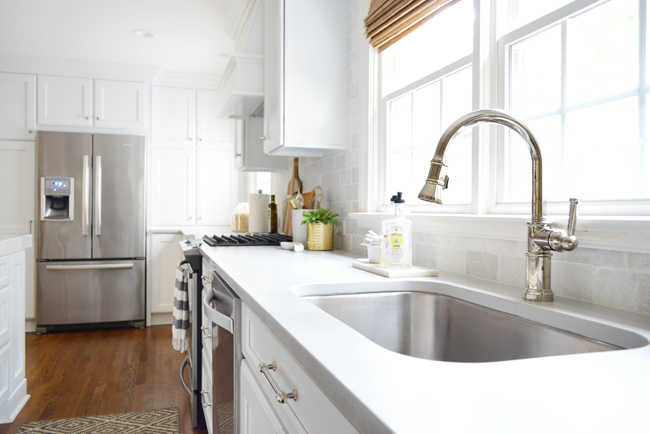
[284,158,302,236]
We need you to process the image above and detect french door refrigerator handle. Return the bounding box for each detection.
[82,155,90,236]
[45,263,135,270]
[94,155,102,236]
[202,290,234,334]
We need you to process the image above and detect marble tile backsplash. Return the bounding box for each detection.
[268,0,650,317]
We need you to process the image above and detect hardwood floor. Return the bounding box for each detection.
[0,325,208,434]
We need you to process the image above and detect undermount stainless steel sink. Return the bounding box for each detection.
[303,291,625,363]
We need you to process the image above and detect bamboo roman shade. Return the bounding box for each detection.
[365,0,463,52]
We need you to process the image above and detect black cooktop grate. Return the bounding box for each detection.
[202,233,293,247]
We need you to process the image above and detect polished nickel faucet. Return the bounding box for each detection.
[418,109,579,302]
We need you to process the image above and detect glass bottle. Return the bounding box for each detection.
[268,195,278,234]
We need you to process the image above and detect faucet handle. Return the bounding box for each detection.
[567,198,579,236]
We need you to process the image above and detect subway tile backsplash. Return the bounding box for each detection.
[268,0,650,317]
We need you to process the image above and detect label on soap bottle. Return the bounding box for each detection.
[388,229,404,264]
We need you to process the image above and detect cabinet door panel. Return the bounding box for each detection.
[38,75,93,127]
[0,73,35,140]
[197,90,234,149]
[196,150,234,226]
[0,142,35,234]
[150,233,183,314]
[240,361,287,434]
[94,80,145,129]
[263,0,284,153]
[152,87,196,148]
[151,149,196,226]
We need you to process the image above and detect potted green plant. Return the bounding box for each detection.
[301,209,339,250]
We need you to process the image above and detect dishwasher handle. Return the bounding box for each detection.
[202,289,234,334]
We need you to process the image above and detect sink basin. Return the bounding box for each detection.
[303,290,628,363]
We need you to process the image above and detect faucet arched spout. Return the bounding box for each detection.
[418,109,544,223]
[418,109,579,302]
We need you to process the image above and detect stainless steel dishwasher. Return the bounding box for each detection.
[202,270,241,434]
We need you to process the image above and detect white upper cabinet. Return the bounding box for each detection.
[38,75,93,127]
[151,148,196,226]
[94,79,145,129]
[197,90,235,149]
[235,117,288,172]
[263,0,348,157]
[0,73,36,140]
[196,149,234,226]
[38,75,145,129]
[152,87,196,148]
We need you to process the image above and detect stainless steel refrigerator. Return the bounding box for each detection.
[36,131,145,332]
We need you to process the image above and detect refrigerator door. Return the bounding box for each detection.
[36,259,145,326]
[37,131,92,260]
[92,134,145,259]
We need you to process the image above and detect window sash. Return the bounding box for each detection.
[495,0,650,215]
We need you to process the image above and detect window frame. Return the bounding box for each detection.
[374,0,650,217]
[355,0,650,255]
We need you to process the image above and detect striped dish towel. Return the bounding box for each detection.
[172,262,190,352]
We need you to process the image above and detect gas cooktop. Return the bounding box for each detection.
[202,233,293,247]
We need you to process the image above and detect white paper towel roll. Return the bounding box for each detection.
[249,193,270,233]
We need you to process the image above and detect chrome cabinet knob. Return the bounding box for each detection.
[258,135,266,141]
[198,138,203,141]
[28,129,33,133]
[96,117,100,120]
[85,116,89,120]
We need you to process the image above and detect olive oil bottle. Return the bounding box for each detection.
[268,195,278,234]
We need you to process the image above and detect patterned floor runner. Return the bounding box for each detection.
[17,407,179,434]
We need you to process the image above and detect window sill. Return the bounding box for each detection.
[348,213,650,254]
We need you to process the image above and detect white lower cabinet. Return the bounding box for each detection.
[150,233,184,316]
[240,360,287,434]
[0,249,28,423]
[241,304,358,434]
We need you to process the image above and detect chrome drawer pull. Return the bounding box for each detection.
[201,326,212,339]
[258,362,298,404]
[201,275,212,285]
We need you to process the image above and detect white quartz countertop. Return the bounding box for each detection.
[200,245,650,434]
[0,234,32,257]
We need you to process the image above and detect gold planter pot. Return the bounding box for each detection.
[306,223,334,251]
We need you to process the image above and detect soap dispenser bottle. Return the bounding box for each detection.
[380,192,412,268]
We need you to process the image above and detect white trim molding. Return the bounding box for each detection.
[0,52,160,82]
[349,212,650,254]
[152,69,222,90]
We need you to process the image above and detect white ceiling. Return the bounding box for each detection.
[0,0,237,75]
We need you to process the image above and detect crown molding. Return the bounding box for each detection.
[224,0,257,41]
[218,53,264,91]
[152,69,222,90]
[0,52,160,82]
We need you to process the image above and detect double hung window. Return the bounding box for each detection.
[380,0,650,216]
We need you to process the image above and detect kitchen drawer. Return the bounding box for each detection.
[240,359,287,434]
[202,352,213,434]
[242,305,358,434]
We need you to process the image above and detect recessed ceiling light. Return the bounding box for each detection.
[132,29,155,38]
